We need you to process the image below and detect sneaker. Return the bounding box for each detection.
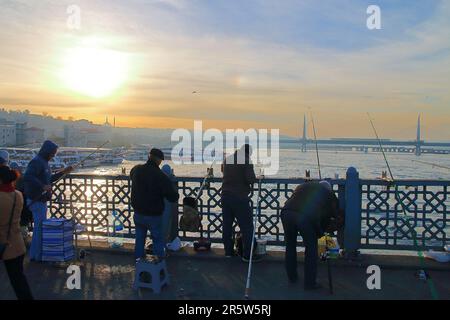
[241,255,262,263]
[225,251,236,258]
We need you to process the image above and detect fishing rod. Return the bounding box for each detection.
[244,170,263,300]
[309,110,322,180]
[29,140,110,205]
[367,113,439,300]
[308,110,334,293]
[5,142,40,149]
[195,158,216,201]
[192,157,216,252]
[67,140,111,171]
[367,114,395,181]
[412,159,450,170]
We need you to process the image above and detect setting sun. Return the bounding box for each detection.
[60,46,129,98]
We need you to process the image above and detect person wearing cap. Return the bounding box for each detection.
[130,148,179,260]
[23,140,73,261]
[280,180,344,290]
[0,150,10,167]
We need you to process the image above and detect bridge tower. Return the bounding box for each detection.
[301,114,307,152]
[415,114,421,156]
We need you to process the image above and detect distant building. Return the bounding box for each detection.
[0,118,16,146]
[64,125,86,147]
[24,127,45,145]
[64,124,111,147]
[15,122,27,146]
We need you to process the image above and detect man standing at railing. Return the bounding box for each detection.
[281,180,344,290]
[130,148,179,261]
[221,144,262,262]
[23,140,73,262]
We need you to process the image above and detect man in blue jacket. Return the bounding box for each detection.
[24,140,73,261]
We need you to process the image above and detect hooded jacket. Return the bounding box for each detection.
[23,141,64,202]
[0,150,9,165]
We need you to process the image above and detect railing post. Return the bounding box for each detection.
[344,167,361,255]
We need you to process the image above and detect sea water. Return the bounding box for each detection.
[74,149,449,254]
[80,149,450,180]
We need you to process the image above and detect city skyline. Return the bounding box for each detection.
[0,1,449,139]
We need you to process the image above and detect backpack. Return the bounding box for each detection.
[179,197,201,232]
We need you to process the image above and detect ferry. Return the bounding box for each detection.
[124,146,173,161]
[4,147,125,170]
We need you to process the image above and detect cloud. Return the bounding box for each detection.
[0,0,449,139]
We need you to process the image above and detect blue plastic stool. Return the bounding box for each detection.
[133,256,170,294]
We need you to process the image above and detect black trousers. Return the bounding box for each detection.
[3,254,34,300]
[222,193,254,258]
[281,210,319,287]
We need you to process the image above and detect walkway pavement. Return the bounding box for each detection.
[1,244,449,300]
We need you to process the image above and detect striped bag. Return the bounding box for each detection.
[42,218,75,262]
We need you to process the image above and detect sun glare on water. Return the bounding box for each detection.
[60,46,129,98]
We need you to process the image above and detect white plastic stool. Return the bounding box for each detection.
[133,256,170,294]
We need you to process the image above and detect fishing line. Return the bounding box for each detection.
[367,113,439,300]
[29,140,110,206]
[309,109,322,180]
[244,171,263,300]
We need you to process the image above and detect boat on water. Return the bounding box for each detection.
[123,146,217,163]
[4,147,125,170]
[124,146,174,161]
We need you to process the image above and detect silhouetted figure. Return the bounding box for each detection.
[281,181,344,290]
[130,148,178,260]
[221,144,260,262]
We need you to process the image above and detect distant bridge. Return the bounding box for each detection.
[283,114,450,155]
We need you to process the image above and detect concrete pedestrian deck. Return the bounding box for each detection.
[1,242,449,300]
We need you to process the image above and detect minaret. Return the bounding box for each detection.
[114,117,116,128]
[301,114,307,152]
[415,114,421,156]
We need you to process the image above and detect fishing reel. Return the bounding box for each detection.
[204,167,214,189]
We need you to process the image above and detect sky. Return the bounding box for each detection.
[0,0,449,140]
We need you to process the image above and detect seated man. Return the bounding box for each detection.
[281,180,344,290]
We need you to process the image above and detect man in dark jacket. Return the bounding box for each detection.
[281,180,344,290]
[23,140,73,261]
[221,144,260,262]
[130,148,179,260]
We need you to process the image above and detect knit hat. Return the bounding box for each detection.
[0,150,10,165]
[150,148,164,160]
